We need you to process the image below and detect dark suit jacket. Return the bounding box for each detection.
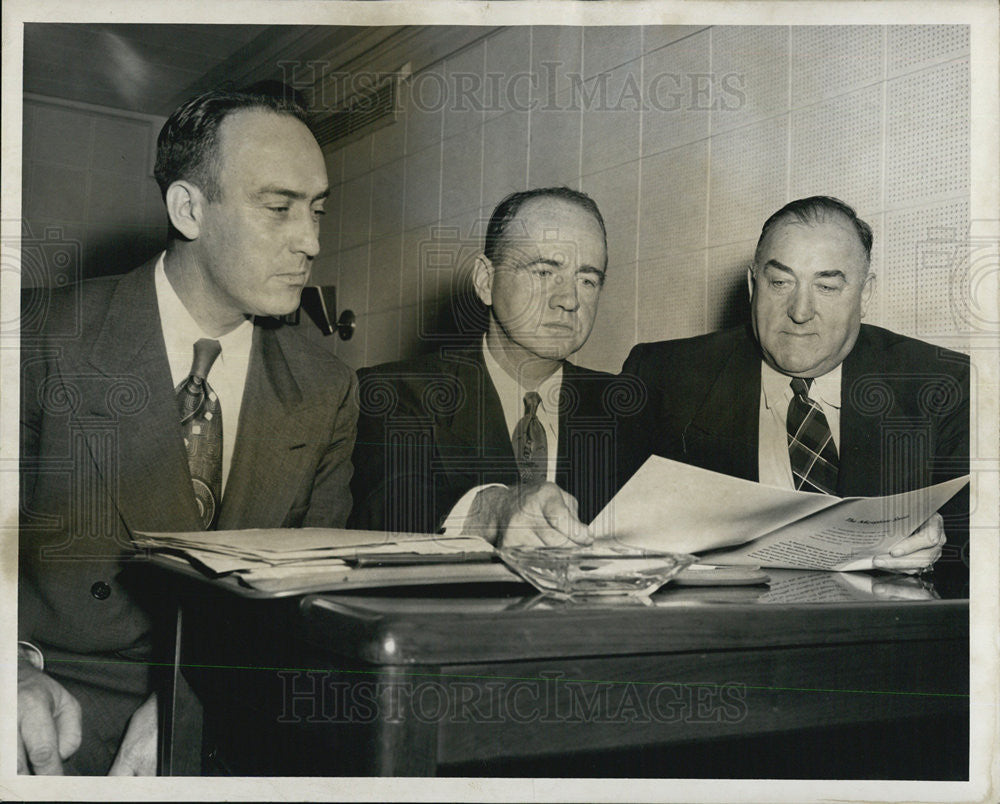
[620,324,970,587]
[19,259,358,772]
[349,348,637,532]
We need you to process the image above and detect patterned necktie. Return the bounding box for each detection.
[512,391,547,485]
[177,338,223,528]
[786,377,839,495]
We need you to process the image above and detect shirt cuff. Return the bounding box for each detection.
[17,641,44,672]
[440,483,508,533]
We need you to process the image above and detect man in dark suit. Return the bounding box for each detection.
[621,196,969,576]
[349,187,634,545]
[18,89,357,775]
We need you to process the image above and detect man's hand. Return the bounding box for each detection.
[871,575,940,601]
[17,659,82,775]
[465,483,593,548]
[108,693,158,776]
[873,512,946,573]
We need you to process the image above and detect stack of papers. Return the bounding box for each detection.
[132,527,499,592]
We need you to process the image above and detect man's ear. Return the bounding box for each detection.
[472,254,494,307]
[859,271,876,317]
[746,264,756,301]
[164,181,204,240]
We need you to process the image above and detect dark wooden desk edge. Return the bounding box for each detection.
[296,595,969,666]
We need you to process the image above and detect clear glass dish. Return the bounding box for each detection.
[498,545,696,599]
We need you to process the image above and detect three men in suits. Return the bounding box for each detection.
[621,196,969,575]
[18,89,357,774]
[349,187,632,545]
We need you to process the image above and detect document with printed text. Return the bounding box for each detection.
[590,456,968,571]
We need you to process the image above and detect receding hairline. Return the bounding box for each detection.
[755,211,872,274]
[499,195,608,264]
[208,108,323,195]
[214,107,318,153]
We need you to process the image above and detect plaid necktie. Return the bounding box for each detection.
[512,391,547,485]
[786,377,839,495]
[176,338,223,528]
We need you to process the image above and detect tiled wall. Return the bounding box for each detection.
[21,97,167,287]
[317,25,970,373]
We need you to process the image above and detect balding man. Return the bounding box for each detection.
[19,88,357,775]
[621,196,969,579]
[349,187,636,545]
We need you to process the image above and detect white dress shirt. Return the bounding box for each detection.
[758,360,842,490]
[480,337,562,483]
[155,254,254,494]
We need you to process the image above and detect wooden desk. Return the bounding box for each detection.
[175,572,969,778]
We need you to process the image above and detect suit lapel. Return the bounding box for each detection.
[838,327,904,497]
[217,324,315,528]
[556,363,576,484]
[433,350,518,486]
[683,328,761,481]
[84,261,203,534]
[559,362,616,522]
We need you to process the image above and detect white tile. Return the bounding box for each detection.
[441,126,484,221]
[531,27,583,106]
[339,173,372,251]
[887,25,969,78]
[484,27,533,120]
[580,64,643,176]
[638,139,709,261]
[444,40,486,139]
[886,59,969,208]
[710,26,789,135]
[582,27,642,78]
[482,111,530,202]
[370,160,405,242]
[636,250,708,343]
[403,144,442,229]
[581,159,640,270]
[790,26,884,107]
[368,234,403,313]
[790,84,882,214]
[707,115,789,248]
[641,29,712,156]
[528,106,581,187]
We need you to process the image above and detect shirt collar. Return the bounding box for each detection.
[480,335,563,414]
[760,360,842,410]
[155,253,253,377]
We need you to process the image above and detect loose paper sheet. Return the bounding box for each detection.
[591,456,968,571]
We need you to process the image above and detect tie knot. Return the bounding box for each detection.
[790,377,812,399]
[190,338,222,380]
[523,391,542,417]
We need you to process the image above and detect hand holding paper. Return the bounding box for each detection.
[590,457,967,572]
[873,512,946,573]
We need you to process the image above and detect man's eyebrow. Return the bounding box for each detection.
[524,258,605,280]
[761,260,847,281]
[255,186,330,202]
[762,259,794,273]
[578,265,606,283]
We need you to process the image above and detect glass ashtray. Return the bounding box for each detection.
[498,545,697,599]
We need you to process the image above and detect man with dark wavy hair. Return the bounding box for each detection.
[350,187,636,545]
[18,88,357,775]
[620,196,969,582]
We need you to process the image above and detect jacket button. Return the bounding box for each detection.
[90,581,111,600]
